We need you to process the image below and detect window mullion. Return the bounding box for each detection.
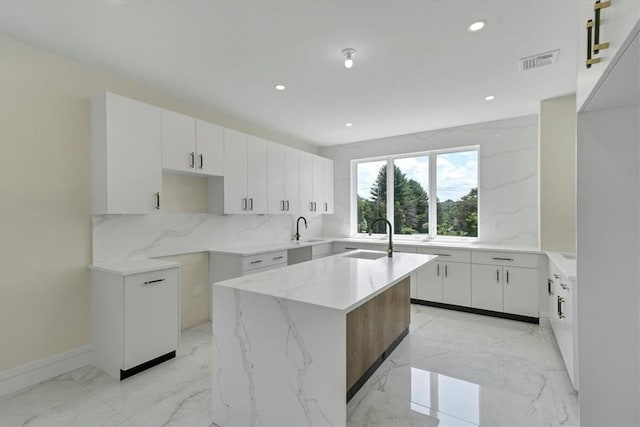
[386,158,394,233]
[429,154,437,239]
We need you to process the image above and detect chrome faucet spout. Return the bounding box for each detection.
[295,216,307,241]
[368,218,393,257]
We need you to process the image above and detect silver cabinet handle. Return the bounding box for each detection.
[190,152,195,168]
[445,264,448,277]
[272,256,284,260]
[249,198,254,211]
[437,264,440,277]
[345,247,358,250]
[250,260,263,264]
[286,200,290,211]
[496,269,500,283]
[280,200,285,211]
[548,279,554,295]
[144,278,166,285]
[434,253,451,257]
[155,192,160,210]
[242,198,247,211]
[325,202,328,212]
[506,269,509,284]
[199,153,203,169]
[492,257,514,261]
[557,296,565,318]
[310,202,314,211]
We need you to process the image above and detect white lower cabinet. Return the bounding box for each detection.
[416,261,471,306]
[91,267,180,379]
[471,264,538,317]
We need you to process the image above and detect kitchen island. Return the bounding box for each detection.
[210,250,436,426]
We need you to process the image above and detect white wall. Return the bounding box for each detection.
[321,115,539,247]
[539,95,576,252]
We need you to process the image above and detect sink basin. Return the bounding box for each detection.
[342,251,387,260]
[561,253,577,260]
[292,238,327,244]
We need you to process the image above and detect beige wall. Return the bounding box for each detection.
[539,94,576,252]
[0,35,317,372]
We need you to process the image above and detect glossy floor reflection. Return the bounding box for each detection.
[0,305,578,426]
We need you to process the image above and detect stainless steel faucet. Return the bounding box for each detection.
[369,218,393,257]
[295,216,307,241]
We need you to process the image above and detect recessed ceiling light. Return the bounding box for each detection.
[345,123,353,127]
[342,48,356,69]
[468,21,486,32]
[274,84,286,91]
[484,95,495,101]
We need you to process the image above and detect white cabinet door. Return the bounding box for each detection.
[416,262,442,302]
[323,157,334,214]
[223,128,248,214]
[312,155,324,213]
[284,147,300,214]
[299,151,313,215]
[100,93,162,214]
[503,266,538,317]
[161,109,196,173]
[471,264,503,312]
[442,262,471,306]
[195,120,223,176]
[123,268,179,370]
[267,141,285,215]
[247,136,267,214]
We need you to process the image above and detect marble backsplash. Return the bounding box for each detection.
[92,213,323,264]
[320,115,539,247]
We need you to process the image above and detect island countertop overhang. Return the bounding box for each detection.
[212,250,438,312]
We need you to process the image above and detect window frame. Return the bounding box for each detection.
[351,145,480,241]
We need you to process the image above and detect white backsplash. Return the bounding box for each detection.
[92,213,323,264]
[320,115,539,247]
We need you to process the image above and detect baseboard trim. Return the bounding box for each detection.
[411,299,539,324]
[0,345,91,396]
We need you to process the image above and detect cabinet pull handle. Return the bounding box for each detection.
[437,264,440,277]
[553,273,560,279]
[286,200,290,211]
[557,296,565,319]
[273,256,284,260]
[155,192,160,210]
[325,202,328,212]
[250,260,263,264]
[345,247,358,250]
[496,269,500,283]
[280,200,285,211]
[249,198,254,211]
[434,253,451,257]
[242,198,247,211]
[492,257,513,261]
[586,20,601,68]
[548,279,554,295]
[445,264,448,277]
[560,283,569,290]
[199,153,204,169]
[310,202,314,212]
[506,269,509,284]
[190,152,195,168]
[144,278,166,285]
[593,1,610,53]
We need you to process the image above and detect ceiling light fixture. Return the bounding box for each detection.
[484,95,495,101]
[274,84,286,91]
[342,48,356,69]
[345,122,353,127]
[468,21,486,32]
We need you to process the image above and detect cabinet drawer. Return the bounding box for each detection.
[242,250,287,271]
[332,242,372,253]
[416,247,471,263]
[472,251,538,268]
[123,268,179,370]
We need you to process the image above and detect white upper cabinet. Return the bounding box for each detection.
[161,109,196,173]
[267,141,286,215]
[161,109,223,176]
[283,147,300,214]
[91,92,162,214]
[222,130,267,214]
[312,155,324,213]
[299,151,314,215]
[576,0,640,110]
[195,120,224,176]
[322,157,334,214]
[246,135,267,214]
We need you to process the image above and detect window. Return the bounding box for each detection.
[354,148,478,239]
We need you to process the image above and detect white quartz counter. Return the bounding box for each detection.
[209,239,331,256]
[89,258,180,275]
[213,250,437,312]
[547,252,577,280]
[334,237,542,253]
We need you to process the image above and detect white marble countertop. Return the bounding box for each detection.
[335,236,542,253]
[209,239,332,256]
[89,258,180,276]
[547,251,577,281]
[212,250,437,312]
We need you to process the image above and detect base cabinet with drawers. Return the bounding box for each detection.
[209,250,288,285]
[91,266,180,380]
[415,248,472,306]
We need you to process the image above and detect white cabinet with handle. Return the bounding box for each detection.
[161,109,223,177]
[322,157,334,214]
[91,92,162,214]
[91,264,180,380]
[415,248,472,306]
[267,142,300,214]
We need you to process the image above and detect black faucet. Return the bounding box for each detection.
[369,218,393,257]
[295,216,307,241]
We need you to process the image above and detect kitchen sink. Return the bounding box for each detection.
[342,251,387,260]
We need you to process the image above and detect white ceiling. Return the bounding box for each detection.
[0,0,581,146]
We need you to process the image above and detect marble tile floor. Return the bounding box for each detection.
[0,305,578,426]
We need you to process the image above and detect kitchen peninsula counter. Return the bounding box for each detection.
[210,250,436,426]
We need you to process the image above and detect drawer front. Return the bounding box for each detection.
[242,250,287,271]
[416,247,471,263]
[472,250,538,268]
[332,242,372,253]
[123,268,179,370]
